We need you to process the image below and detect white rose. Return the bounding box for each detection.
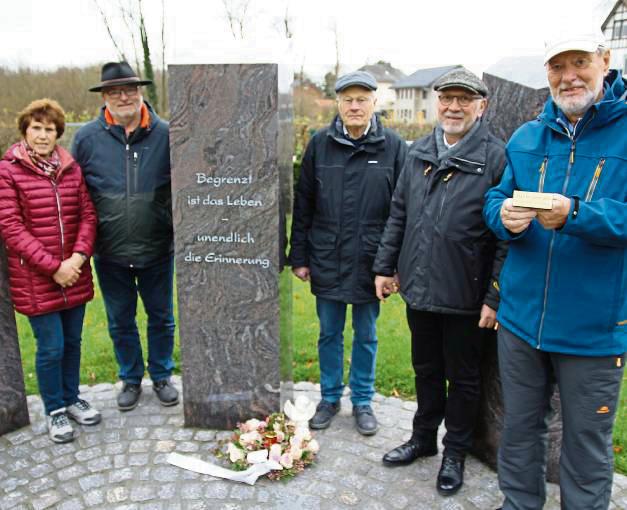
[246,449,269,464]
[227,442,245,463]
[306,439,320,454]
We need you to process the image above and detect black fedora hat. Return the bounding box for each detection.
[89,61,152,92]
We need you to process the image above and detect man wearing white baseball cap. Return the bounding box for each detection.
[484,19,626,510]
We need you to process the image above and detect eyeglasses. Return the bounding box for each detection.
[438,94,483,107]
[338,96,373,106]
[104,86,140,99]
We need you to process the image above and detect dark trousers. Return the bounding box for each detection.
[407,308,485,458]
[498,326,625,510]
[95,257,176,385]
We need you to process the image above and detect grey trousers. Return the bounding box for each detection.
[498,327,625,510]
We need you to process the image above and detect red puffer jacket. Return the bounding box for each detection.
[0,143,97,316]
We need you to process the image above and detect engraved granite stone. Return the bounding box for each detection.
[168,64,293,429]
[473,66,561,482]
[0,243,29,436]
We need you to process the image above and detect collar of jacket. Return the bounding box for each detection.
[409,119,490,175]
[538,69,627,137]
[3,142,76,179]
[97,100,159,142]
[327,113,386,153]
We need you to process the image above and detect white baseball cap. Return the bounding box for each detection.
[544,22,606,64]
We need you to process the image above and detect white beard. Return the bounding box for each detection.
[552,74,604,118]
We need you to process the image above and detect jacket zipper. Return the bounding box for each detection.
[537,115,594,348]
[125,143,133,268]
[436,172,454,223]
[537,157,548,192]
[52,181,68,305]
[584,158,605,202]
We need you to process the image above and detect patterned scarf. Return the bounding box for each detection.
[22,140,61,179]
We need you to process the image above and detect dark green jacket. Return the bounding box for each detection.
[72,103,173,268]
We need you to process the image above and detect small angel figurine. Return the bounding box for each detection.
[283,395,316,432]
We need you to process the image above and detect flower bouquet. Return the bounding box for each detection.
[222,412,319,481]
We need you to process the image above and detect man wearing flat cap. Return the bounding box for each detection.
[374,68,507,495]
[289,70,406,436]
[72,62,178,411]
[484,20,626,510]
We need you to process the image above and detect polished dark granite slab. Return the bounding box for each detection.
[474,72,559,482]
[168,64,292,429]
[0,244,29,436]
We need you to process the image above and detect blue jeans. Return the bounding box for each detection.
[95,257,175,385]
[315,297,380,406]
[28,304,86,415]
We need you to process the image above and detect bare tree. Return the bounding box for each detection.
[332,20,341,81]
[137,0,159,108]
[119,0,143,76]
[160,0,167,114]
[222,0,251,39]
[93,0,127,61]
[272,0,293,39]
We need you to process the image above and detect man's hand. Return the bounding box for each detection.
[500,198,537,233]
[292,266,310,282]
[478,304,497,329]
[53,260,81,288]
[536,194,571,230]
[375,275,399,302]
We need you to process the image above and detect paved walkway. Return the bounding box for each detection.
[1,377,626,510]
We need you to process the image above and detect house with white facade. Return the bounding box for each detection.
[602,0,627,75]
[391,65,461,123]
[357,62,406,117]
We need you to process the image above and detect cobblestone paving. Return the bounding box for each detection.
[1,377,626,510]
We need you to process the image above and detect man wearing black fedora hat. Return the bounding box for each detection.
[72,62,178,411]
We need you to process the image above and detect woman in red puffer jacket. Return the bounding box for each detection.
[0,99,101,444]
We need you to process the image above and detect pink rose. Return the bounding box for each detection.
[269,443,283,463]
[280,452,293,469]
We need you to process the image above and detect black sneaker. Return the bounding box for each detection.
[153,378,179,407]
[352,404,379,435]
[309,400,340,429]
[117,382,142,411]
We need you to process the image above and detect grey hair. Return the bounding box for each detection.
[596,45,608,56]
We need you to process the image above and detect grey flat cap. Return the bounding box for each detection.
[335,71,377,93]
[433,68,488,97]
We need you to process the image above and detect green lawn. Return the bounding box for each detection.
[15,270,626,474]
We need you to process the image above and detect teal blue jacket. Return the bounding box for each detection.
[484,70,627,356]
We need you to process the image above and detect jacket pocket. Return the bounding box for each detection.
[537,157,548,192]
[584,158,605,202]
[358,224,385,283]
[308,227,338,289]
[429,236,482,310]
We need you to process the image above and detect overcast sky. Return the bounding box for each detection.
[1,0,615,82]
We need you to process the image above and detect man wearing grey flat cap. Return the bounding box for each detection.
[484,20,626,510]
[289,70,406,436]
[374,67,507,496]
